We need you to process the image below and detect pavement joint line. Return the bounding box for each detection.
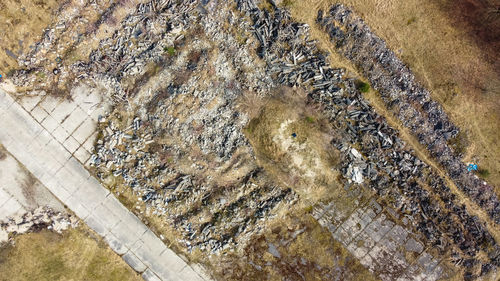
[0,90,209,281]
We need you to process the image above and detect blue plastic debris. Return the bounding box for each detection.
[291,133,297,138]
[467,164,478,171]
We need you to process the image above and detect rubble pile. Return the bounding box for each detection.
[87,0,294,254]
[91,112,295,253]
[8,0,499,279]
[317,4,500,224]
[0,206,78,243]
[237,0,499,278]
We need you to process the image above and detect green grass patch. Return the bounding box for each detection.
[407,17,417,25]
[305,116,315,123]
[356,80,370,93]
[477,168,490,178]
[164,46,176,56]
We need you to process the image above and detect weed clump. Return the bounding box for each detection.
[281,0,294,7]
[305,116,315,123]
[164,46,176,56]
[447,131,469,157]
[477,169,490,178]
[356,80,370,93]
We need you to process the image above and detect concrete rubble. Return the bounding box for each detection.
[5,0,499,280]
[237,0,499,279]
[0,206,78,244]
[317,4,500,225]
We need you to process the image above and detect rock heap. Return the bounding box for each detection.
[237,0,499,278]
[0,206,78,244]
[317,4,500,224]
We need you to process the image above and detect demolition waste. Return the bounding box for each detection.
[7,0,500,280]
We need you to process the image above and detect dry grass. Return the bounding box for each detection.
[0,227,141,281]
[242,87,373,215]
[210,208,378,281]
[0,0,60,75]
[286,0,500,191]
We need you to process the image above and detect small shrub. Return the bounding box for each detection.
[407,17,417,25]
[281,0,294,7]
[356,81,370,93]
[477,169,490,178]
[303,205,313,213]
[447,131,469,157]
[164,46,176,56]
[305,116,315,123]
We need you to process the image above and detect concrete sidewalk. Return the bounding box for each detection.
[0,89,209,281]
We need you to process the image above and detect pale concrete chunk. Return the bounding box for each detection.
[52,126,70,144]
[39,96,59,113]
[61,106,86,134]
[19,95,42,112]
[74,146,91,163]
[90,106,107,122]
[41,114,59,133]
[123,251,147,273]
[31,106,48,122]
[142,269,162,281]
[73,117,97,144]
[63,136,80,153]
[104,232,128,255]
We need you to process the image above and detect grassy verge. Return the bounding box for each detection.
[0,227,141,281]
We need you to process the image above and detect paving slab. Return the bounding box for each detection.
[19,95,42,112]
[74,146,91,163]
[0,89,210,281]
[142,269,162,281]
[123,251,147,273]
[61,106,86,134]
[30,106,48,122]
[41,114,59,133]
[104,232,128,255]
[73,117,96,144]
